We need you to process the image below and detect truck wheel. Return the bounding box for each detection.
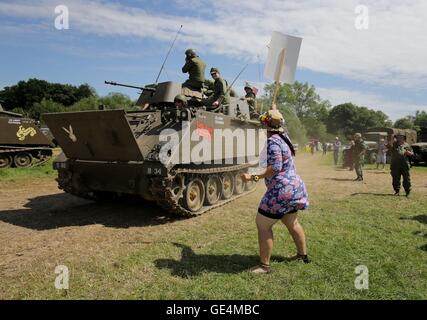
[0,154,12,168]
[14,152,32,168]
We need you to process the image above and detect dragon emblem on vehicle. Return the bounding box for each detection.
[16,126,37,141]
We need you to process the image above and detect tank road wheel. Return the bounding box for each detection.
[234,172,245,195]
[0,154,12,169]
[204,175,221,205]
[14,152,32,168]
[184,178,205,212]
[170,174,185,201]
[221,173,235,200]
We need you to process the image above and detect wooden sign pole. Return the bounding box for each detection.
[271,48,286,110]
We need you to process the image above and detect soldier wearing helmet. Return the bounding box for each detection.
[174,94,188,109]
[390,134,413,197]
[241,82,259,118]
[182,48,206,91]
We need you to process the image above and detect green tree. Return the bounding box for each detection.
[263,82,330,140]
[68,96,100,112]
[28,99,66,121]
[414,110,427,128]
[0,79,94,111]
[327,103,391,137]
[394,116,415,129]
[99,93,134,110]
[277,104,307,145]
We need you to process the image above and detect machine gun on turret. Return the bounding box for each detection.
[105,81,156,92]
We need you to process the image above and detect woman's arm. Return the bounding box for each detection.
[241,165,276,182]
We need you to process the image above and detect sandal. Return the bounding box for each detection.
[288,253,311,264]
[249,262,271,274]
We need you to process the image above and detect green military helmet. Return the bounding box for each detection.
[185,48,197,58]
[210,67,220,74]
[174,94,188,104]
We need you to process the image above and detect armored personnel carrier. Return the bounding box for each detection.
[43,81,264,216]
[0,106,54,168]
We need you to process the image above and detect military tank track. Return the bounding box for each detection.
[150,163,258,217]
[0,146,52,168]
[56,163,258,217]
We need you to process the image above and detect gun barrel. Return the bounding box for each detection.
[104,81,156,92]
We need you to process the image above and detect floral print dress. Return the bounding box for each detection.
[258,134,309,217]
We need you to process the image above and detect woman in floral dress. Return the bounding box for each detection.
[242,109,310,273]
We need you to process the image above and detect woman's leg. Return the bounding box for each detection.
[281,213,307,255]
[256,213,278,265]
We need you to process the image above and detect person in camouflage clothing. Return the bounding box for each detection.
[182,49,206,91]
[242,82,259,118]
[203,67,230,112]
[353,133,366,181]
[390,134,414,197]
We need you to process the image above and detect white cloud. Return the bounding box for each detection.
[317,87,426,121]
[1,0,427,89]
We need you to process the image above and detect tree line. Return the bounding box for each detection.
[1,79,426,144]
[0,79,138,120]
[261,82,427,144]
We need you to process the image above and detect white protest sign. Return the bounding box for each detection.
[264,32,302,84]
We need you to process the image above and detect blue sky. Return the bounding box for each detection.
[0,0,426,120]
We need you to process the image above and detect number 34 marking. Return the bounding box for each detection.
[147,168,162,175]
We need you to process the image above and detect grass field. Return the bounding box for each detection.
[0,152,426,300]
[0,160,56,182]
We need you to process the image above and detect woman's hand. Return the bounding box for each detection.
[241,173,252,182]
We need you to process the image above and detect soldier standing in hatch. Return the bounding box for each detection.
[353,133,366,181]
[241,82,259,118]
[390,134,414,197]
[203,67,230,112]
[182,49,206,91]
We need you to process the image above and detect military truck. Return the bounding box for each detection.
[362,127,417,164]
[411,128,427,165]
[43,81,264,216]
[0,106,55,168]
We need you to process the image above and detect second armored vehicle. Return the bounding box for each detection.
[0,106,55,168]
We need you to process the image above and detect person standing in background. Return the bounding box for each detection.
[353,133,367,181]
[333,137,341,166]
[376,138,388,170]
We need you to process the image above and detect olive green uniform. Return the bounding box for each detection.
[353,139,366,179]
[203,77,230,107]
[182,56,206,90]
[245,91,258,114]
[390,142,412,194]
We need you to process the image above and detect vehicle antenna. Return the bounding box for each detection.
[155,25,183,84]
